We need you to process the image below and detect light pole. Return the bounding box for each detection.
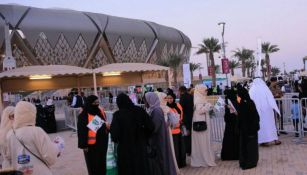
[218,22,229,86]
[218,22,226,58]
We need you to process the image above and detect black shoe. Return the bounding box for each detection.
[280,131,288,135]
[295,133,299,137]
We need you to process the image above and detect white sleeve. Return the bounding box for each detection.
[71,96,77,107]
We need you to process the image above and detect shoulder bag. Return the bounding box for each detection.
[13,129,50,169]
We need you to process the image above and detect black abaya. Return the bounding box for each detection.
[110,94,155,175]
[238,99,260,170]
[221,99,240,160]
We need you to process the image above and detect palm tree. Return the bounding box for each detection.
[233,48,254,77]
[190,63,202,81]
[158,54,184,86]
[271,66,280,76]
[196,37,221,87]
[215,65,220,73]
[262,42,280,79]
[261,59,266,79]
[229,60,240,76]
[245,57,255,77]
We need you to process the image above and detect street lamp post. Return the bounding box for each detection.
[218,22,229,86]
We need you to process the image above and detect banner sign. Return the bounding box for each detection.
[183,63,191,88]
[222,58,230,74]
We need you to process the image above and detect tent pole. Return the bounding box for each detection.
[93,72,98,96]
[168,69,171,88]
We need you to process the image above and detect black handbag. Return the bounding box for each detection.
[193,121,207,132]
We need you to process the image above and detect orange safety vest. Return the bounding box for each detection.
[169,103,183,135]
[87,108,106,145]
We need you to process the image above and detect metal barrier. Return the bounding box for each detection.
[301,98,307,136]
[64,106,82,131]
[275,98,303,142]
[209,108,225,143]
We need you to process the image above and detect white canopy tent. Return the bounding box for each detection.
[230,75,251,82]
[0,63,170,110]
[300,71,307,76]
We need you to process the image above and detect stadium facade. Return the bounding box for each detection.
[0,5,191,69]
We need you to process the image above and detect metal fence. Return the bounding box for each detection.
[275,98,303,142]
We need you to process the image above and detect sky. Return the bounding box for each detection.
[1,0,307,75]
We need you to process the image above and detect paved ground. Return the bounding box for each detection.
[48,131,307,175]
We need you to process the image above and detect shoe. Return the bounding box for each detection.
[279,131,288,135]
[295,133,299,137]
[274,140,282,145]
[260,143,270,147]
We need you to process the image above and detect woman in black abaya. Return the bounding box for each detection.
[221,89,240,160]
[237,86,260,170]
[110,93,154,175]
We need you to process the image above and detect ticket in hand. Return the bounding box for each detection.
[87,115,105,133]
[54,136,65,153]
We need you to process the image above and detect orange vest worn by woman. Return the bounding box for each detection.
[169,103,183,135]
[87,108,106,145]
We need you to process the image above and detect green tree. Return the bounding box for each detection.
[163,54,183,86]
[196,37,221,87]
[229,60,240,76]
[215,65,220,73]
[271,66,280,76]
[233,48,254,77]
[262,42,280,79]
[190,62,202,81]
[245,57,256,77]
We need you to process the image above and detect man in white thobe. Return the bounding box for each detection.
[249,78,281,145]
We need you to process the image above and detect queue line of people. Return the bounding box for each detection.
[1,81,275,174]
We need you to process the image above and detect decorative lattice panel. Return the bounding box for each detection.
[112,38,125,62]
[160,44,168,60]
[137,40,148,62]
[168,45,174,55]
[71,35,88,66]
[113,38,148,63]
[12,47,31,67]
[34,32,53,65]
[34,33,88,66]
[149,51,158,64]
[91,48,108,68]
[174,45,179,55]
[122,39,138,62]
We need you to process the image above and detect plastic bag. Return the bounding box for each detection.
[106,134,118,175]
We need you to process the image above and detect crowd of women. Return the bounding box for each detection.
[75,83,261,175]
[0,76,305,174]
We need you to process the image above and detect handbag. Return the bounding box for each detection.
[193,121,207,132]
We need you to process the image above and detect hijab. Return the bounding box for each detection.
[145,92,161,114]
[116,93,134,109]
[0,106,15,145]
[83,95,101,117]
[194,84,208,105]
[237,85,251,101]
[13,101,37,129]
[166,93,181,114]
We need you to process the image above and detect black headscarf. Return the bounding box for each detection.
[116,93,134,109]
[83,95,101,116]
[226,89,237,102]
[166,93,181,114]
[237,85,251,101]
